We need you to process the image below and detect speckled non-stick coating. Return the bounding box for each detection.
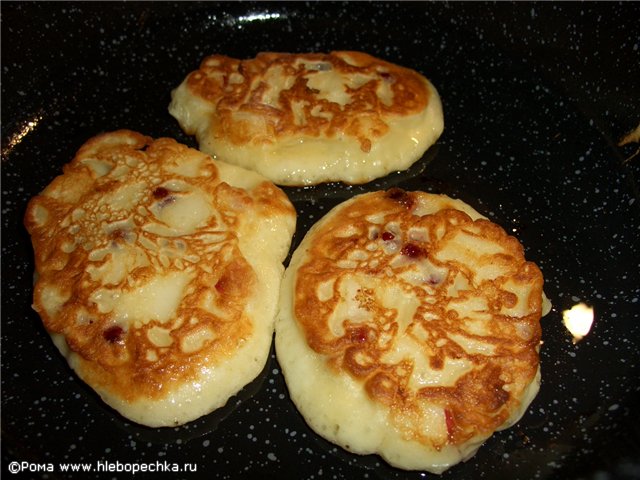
[2,3,639,479]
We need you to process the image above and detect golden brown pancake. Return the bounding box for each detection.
[24,130,296,427]
[275,188,550,472]
[169,51,444,185]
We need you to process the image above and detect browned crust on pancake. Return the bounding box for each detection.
[24,130,293,402]
[184,51,432,152]
[293,189,544,448]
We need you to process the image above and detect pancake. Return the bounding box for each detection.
[169,51,444,186]
[24,130,296,427]
[275,188,551,472]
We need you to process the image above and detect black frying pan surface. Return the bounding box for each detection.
[2,3,639,479]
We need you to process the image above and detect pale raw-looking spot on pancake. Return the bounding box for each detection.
[169,51,444,186]
[275,189,551,473]
[24,130,296,427]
